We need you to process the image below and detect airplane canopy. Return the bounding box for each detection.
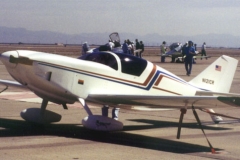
[78,52,147,76]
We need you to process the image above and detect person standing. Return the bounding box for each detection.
[127,39,134,55]
[201,42,207,60]
[82,42,89,55]
[122,40,129,54]
[139,41,144,58]
[107,40,115,51]
[181,42,188,62]
[160,41,167,62]
[130,41,135,55]
[135,39,140,57]
[184,41,195,76]
[192,43,197,64]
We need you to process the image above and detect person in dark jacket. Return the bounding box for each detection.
[184,41,196,76]
[160,41,167,62]
[135,39,140,57]
[122,40,129,54]
[139,41,144,58]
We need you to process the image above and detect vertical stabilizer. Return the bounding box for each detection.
[189,55,238,93]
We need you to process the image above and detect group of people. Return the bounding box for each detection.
[83,39,207,76]
[82,39,145,59]
[122,39,144,58]
[160,41,207,76]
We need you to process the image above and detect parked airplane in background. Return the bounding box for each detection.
[165,42,183,57]
[163,42,210,63]
[0,49,240,153]
[88,33,208,63]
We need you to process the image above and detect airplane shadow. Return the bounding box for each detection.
[0,118,222,154]
[124,119,231,131]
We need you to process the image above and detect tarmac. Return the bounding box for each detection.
[1,54,240,160]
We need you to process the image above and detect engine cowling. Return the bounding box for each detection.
[82,115,123,131]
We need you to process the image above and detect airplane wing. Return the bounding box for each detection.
[134,49,142,53]
[194,55,211,59]
[87,93,240,109]
[165,50,176,56]
[2,79,239,109]
[177,55,211,60]
[0,79,27,89]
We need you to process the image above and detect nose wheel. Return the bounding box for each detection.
[20,99,61,124]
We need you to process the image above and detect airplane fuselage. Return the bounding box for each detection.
[1,50,200,106]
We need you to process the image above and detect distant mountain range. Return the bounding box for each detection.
[0,26,239,48]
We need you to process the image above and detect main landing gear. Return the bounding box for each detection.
[20,97,123,132]
[176,106,216,154]
[79,98,123,131]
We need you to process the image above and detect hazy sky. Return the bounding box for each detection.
[1,0,240,36]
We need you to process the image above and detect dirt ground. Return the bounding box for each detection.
[1,44,240,160]
[1,44,239,57]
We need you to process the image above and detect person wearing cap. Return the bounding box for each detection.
[160,41,167,62]
[184,41,196,76]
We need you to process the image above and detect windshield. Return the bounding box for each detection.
[109,32,120,43]
[116,53,147,76]
[78,52,118,70]
[79,52,147,76]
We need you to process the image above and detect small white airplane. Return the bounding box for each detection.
[0,49,240,152]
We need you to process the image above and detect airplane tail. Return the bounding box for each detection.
[189,55,238,93]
